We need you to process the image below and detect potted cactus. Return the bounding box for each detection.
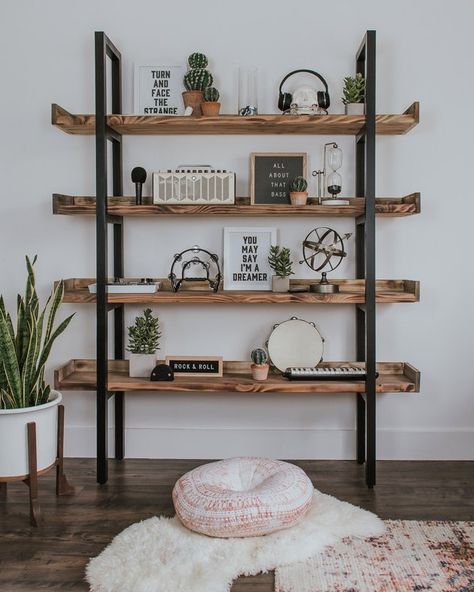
[0,256,74,480]
[250,348,269,381]
[268,245,294,292]
[289,176,309,205]
[201,87,221,116]
[127,308,161,378]
[342,73,365,115]
[182,52,213,116]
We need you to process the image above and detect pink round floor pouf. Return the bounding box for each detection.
[172,457,314,538]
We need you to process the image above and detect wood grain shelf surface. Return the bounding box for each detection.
[51,102,420,136]
[60,278,420,304]
[53,193,420,218]
[54,360,420,394]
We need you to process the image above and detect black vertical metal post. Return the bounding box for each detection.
[95,32,123,483]
[355,31,377,488]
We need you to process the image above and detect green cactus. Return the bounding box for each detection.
[184,68,213,91]
[203,87,219,102]
[188,52,208,69]
[342,73,365,104]
[268,245,294,278]
[251,348,268,366]
[290,176,308,193]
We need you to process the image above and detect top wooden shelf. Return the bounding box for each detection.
[51,102,420,136]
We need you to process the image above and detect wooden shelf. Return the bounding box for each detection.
[60,278,420,304]
[53,193,420,218]
[55,360,420,394]
[51,102,419,136]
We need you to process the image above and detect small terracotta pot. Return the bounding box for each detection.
[290,191,308,206]
[272,275,290,293]
[251,364,269,381]
[182,91,203,116]
[201,102,221,116]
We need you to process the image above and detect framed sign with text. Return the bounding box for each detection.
[250,152,307,205]
[223,226,277,291]
[165,356,223,377]
[134,64,185,115]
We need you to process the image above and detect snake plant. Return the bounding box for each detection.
[0,256,74,409]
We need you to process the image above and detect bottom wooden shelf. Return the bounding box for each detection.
[55,360,420,394]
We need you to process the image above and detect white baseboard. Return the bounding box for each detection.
[64,426,474,460]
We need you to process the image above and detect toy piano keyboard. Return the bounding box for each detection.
[88,278,160,294]
[283,366,378,380]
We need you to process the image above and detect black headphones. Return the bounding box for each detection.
[278,69,330,112]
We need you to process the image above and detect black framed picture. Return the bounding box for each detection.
[250,152,307,205]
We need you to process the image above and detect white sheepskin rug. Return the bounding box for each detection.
[86,489,385,592]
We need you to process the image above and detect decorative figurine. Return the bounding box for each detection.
[250,348,269,381]
[168,245,221,292]
[299,227,352,293]
[150,364,174,382]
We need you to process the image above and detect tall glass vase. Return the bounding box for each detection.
[237,67,258,116]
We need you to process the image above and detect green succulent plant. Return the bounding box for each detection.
[0,256,74,410]
[290,176,308,193]
[188,52,208,69]
[268,246,294,278]
[184,68,213,91]
[342,73,365,104]
[203,86,219,102]
[127,308,161,355]
[251,348,268,366]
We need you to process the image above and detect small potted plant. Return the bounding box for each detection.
[250,348,269,381]
[127,308,161,378]
[182,52,213,116]
[289,176,308,205]
[201,87,221,116]
[0,256,74,481]
[342,73,365,115]
[268,245,294,292]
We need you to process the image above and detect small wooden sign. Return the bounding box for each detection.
[165,356,223,377]
[250,152,307,205]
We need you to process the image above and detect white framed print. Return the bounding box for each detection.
[223,227,278,291]
[134,64,185,115]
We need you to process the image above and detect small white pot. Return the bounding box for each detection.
[345,103,365,115]
[272,276,290,292]
[0,390,62,479]
[129,353,156,378]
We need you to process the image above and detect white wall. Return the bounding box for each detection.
[1,0,473,460]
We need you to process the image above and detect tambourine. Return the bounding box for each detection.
[266,317,324,372]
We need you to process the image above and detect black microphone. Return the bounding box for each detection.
[131,167,147,205]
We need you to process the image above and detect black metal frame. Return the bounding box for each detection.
[355,31,377,488]
[95,32,124,484]
[92,30,378,487]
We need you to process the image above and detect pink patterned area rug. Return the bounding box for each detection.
[275,520,474,592]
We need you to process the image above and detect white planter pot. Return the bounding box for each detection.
[345,103,365,115]
[0,390,62,479]
[129,353,156,378]
[272,276,290,292]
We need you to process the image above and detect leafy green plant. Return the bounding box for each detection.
[203,87,219,102]
[342,73,365,104]
[127,308,161,355]
[0,256,74,410]
[268,246,294,278]
[290,176,308,193]
[251,348,268,366]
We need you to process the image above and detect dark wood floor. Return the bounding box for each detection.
[1,459,473,591]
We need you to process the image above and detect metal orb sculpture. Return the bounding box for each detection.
[169,245,221,292]
[299,227,352,293]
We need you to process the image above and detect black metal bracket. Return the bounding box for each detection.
[355,30,377,488]
[95,32,124,484]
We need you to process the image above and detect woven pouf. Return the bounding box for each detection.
[172,457,314,538]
